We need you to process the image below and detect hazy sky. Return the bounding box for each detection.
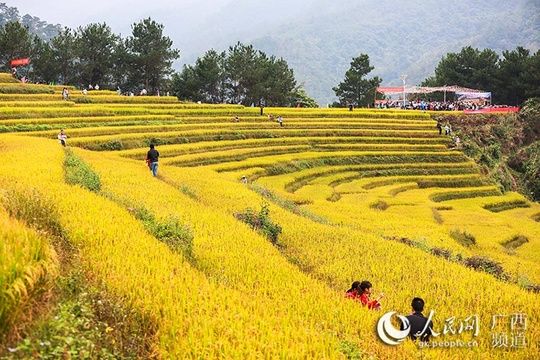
[11,0,232,35]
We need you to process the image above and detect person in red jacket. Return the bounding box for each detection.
[359,280,384,310]
[345,281,361,300]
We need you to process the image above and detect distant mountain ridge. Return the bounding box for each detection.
[0,3,61,42]
[3,0,539,106]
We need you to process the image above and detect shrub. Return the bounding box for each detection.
[100,139,123,151]
[74,96,95,103]
[126,205,194,260]
[501,235,529,250]
[430,246,453,260]
[483,199,530,212]
[370,200,389,211]
[431,208,444,224]
[234,201,282,245]
[148,216,194,258]
[464,256,508,281]
[64,149,102,193]
[450,229,476,247]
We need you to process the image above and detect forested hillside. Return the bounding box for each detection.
[247,0,539,105]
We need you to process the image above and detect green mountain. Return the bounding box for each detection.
[243,0,540,105]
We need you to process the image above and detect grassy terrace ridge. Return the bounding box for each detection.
[116,136,449,158]
[58,129,448,151]
[0,114,176,126]
[0,101,76,107]
[284,167,482,193]
[1,77,540,359]
[209,151,469,172]
[18,120,439,136]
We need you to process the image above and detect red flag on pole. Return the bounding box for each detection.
[11,58,30,67]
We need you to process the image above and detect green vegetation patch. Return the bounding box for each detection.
[483,199,531,213]
[370,200,389,211]
[429,188,501,202]
[64,149,102,193]
[501,235,529,250]
[234,201,283,246]
[450,228,476,247]
[249,185,328,224]
[126,204,194,262]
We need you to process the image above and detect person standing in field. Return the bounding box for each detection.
[146,144,160,177]
[277,116,283,127]
[58,129,67,146]
[436,120,443,135]
[454,135,461,148]
[359,280,384,310]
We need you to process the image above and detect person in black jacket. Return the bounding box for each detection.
[146,144,160,177]
[402,297,434,342]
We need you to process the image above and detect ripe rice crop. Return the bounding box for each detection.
[1,82,539,359]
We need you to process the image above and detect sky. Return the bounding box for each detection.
[10,0,232,36]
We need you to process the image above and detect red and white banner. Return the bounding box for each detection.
[464,107,519,114]
[11,58,30,67]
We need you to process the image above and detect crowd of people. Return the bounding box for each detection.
[374,99,493,111]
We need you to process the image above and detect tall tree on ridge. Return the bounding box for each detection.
[126,17,180,94]
[333,54,382,107]
[75,23,119,88]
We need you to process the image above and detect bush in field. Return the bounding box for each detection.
[464,256,508,281]
[450,228,476,247]
[64,149,102,193]
[483,199,530,212]
[74,96,95,103]
[521,141,540,201]
[501,235,529,250]
[370,200,389,210]
[234,201,282,245]
[100,140,123,151]
[127,205,194,260]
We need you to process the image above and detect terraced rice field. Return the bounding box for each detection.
[1,74,539,359]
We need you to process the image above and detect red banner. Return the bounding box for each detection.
[11,58,30,67]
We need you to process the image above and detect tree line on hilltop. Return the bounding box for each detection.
[0,13,539,108]
[423,46,540,106]
[0,19,178,96]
